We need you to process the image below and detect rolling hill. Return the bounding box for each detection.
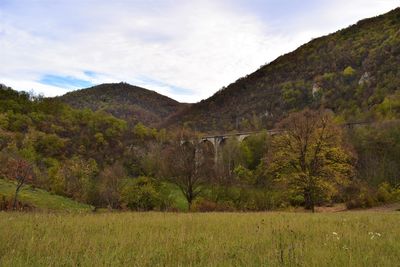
[58,82,188,127]
[164,7,400,133]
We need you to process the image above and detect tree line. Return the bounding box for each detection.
[0,86,399,211]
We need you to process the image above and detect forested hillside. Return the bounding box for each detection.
[0,85,166,209]
[58,82,187,127]
[166,8,400,132]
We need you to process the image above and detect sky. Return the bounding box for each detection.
[0,0,399,103]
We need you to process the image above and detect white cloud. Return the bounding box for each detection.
[0,0,398,102]
[1,78,70,97]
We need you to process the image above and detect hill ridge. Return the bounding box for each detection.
[164,7,400,132]
[58,82,188,127]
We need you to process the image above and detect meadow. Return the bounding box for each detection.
[0,212,399,266]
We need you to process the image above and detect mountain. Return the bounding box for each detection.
[165,8,400,133]
[58,82,188,127]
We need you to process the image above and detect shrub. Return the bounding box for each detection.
[0,193,34,211]
[346,188,376,209]
[377,182,392,202]
[0,194,8,211]
[120,177,161,211]
[192,197,236,212]
[343,66,356,76]
[392,186,400,201]
[344,180,377,209]
[289,194,305,207]
[236,189,283,211]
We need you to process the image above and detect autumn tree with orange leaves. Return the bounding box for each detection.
[6,157,34,210]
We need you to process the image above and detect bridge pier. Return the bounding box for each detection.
[200,136,225,164]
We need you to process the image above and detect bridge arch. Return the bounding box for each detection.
[198,139,216,155]
[237,134,250,142]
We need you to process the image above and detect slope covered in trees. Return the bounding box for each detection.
[1,83,400,212]
[0,85,191,211]
[58,82,188,127]
[166,8,400,132]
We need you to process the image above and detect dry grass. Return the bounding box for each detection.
[0,212,399,266]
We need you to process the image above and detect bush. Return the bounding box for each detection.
[120,177,161,211]
[377,182,392,202]
[236,189,283,211]
[192,197,236,212]
[289,194,305,207]
[376,182,400,203]
[344,180,376,209]
[345,188,376,209]
[0,193,34,211]
[392,187,400,201]
[343,66,356,76]
[0,194,8,211]
[346,196,375,209]
[205,186,284,211]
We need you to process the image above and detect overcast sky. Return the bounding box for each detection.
[0,0,398,102]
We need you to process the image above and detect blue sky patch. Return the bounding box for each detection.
[39,74,93,89]
[84,71,97,78]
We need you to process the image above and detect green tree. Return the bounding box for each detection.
[343,66,356,77]
[61,156,98,203]
[266,109,355,212]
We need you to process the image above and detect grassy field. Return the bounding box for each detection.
[0,212,399,266]
[0,179,92,212]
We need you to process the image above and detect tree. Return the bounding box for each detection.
[219,138,241,182]
[266,109,355,212]
[163,131,214,210]
[348,120,400,187]
[6,157,34,210]
[61,156,98,203]
[343,66,356,77]
[98,162,126,209]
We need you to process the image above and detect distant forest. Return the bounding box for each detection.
[1,85,399,211]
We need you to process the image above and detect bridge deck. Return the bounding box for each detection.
[199,121,374,139]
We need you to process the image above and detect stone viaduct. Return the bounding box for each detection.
[194,129,282,163]
[183,121,372,163]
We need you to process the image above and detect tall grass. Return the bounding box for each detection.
[0,212,399,266]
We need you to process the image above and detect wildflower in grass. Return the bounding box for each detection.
[368,232,382,240]
[332,232,340,240]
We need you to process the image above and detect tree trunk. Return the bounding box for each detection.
[12,194,18,210]
[186,184,194,211]
[304,189,315,212]
[13,187,20,210]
